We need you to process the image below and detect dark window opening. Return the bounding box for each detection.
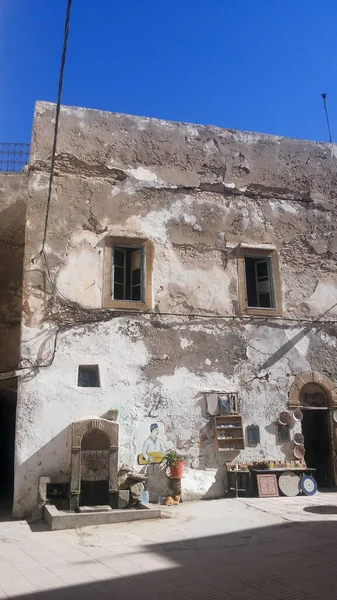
[244,256,275,308]
[113,246,143,301]
[78,365,100,387]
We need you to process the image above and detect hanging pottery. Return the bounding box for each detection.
[279,411,291,426]
[294,445,305,459]
[293,409,303,422]
[294,433,305,445]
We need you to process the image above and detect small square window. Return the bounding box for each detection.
[103,237,153,310]
[78,365,100,387]
[237,246,282,316]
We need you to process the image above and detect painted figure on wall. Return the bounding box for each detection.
[137,423,166,465]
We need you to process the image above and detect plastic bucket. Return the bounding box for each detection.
[158,496,165,505]
[141,490,149,504]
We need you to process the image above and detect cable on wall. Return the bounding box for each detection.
[40,0,73,254]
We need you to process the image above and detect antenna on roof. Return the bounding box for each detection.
[321,93,333,144]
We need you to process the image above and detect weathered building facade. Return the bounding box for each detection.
[9,101,337,517]
[0,172,27,508]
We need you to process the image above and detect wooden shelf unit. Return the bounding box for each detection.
[214,415,244,450]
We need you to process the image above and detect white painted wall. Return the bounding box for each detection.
[14,102,337,517]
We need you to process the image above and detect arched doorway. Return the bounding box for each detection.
[289,372,337,488]
[300,383,333,487]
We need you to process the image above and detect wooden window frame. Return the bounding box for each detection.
[103,237,153,310]
[237,247,283,316]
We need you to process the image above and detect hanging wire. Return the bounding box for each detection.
[5,6,337,379]
[321,93,333,144]
[40,0,73,253]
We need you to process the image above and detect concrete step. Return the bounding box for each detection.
[44,503,163,531]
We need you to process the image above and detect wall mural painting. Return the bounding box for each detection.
[137,422,167,465]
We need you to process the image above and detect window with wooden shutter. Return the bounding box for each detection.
[238,246,282,316]
[103,237,152,310]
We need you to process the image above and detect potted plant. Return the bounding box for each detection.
[163,449,184,477]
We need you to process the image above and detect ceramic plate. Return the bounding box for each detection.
[293,409,303,422]
[279,411,291,426]
[294,433,305,445]
[278,471,300,497]
[300,475,317,496]
[294,445,305,459]
[334,410,337,423]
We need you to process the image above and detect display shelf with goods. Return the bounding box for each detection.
[214,415,244,450]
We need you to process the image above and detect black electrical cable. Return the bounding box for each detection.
[40,0,72,253]
[321,94,333,144]
[1,308,337,379]
[5,1,336,379]
[0,0,73,381]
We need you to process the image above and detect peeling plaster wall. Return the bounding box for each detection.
[0,173,27,373]
[14,101,337,516]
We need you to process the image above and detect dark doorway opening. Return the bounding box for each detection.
[0,389,17,515]
[302,409,333,487]
[80,481,109,506]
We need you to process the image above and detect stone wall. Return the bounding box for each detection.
[0,173,27,374]
[14,100,337,517]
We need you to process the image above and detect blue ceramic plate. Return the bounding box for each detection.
[301,475,317,496]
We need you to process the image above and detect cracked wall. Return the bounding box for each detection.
[0,173,27,373]
[14,101,337,516]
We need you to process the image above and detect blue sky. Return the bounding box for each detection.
[1,0,336,143]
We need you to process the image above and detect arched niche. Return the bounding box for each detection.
[70,418,119,511]
[288,371,337,409]
[81,428,110,450]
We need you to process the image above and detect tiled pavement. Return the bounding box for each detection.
[1,493,337,599]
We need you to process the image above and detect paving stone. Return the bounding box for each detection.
[1,494,337,598]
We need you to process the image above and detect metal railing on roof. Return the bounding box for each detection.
[0,142,30,173]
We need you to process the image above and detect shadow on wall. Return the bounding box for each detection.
[0,198,26,373]
[13,426,71,518]
[7,517,337,599]
[259,301,337,372]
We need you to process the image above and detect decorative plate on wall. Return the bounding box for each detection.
[278,471,300,496]
[294,433,305,445]
[293,445,305,459]
[300,475,317,496]
[293,409,303,422]
[279,411,292,426]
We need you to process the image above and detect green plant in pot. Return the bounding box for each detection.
[163,449,184,477]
